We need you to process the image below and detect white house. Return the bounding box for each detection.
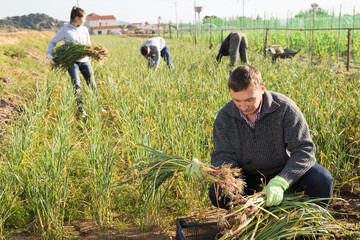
[131,23,144,29]
[85,13,121,35]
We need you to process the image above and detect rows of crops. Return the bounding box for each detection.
[167,28,360,64]
[0,34,359,238]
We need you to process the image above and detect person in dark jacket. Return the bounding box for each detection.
[216,32,248,66]
[209,65,333,210]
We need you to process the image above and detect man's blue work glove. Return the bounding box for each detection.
[265,176,289,207]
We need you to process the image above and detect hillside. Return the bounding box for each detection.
[0,13,65,32]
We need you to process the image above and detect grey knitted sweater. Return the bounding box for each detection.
[211,90,316,186]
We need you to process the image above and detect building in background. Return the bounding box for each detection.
[85,13,121,35]
[128,23,160,34]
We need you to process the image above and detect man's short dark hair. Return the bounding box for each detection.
[141,46,149,56]
[228,65,263,92]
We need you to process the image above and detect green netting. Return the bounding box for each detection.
[199,14,360,29]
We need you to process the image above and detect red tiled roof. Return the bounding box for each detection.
[87,13,117,21]
[90,25,121,30]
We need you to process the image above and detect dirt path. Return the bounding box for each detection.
[0,31,54,45]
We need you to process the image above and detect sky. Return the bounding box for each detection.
[1,0,360,24]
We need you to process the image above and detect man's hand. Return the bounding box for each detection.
[264,176,289,207]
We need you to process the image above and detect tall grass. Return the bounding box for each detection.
[2,71,76,238]
[0,35,358,237]
[81,90,117,226]
[0,170,20,239]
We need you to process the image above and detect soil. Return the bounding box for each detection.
[0,31,54,45]
[0,97,23,146]
[11,222,173,240]
[0,84,25,142]
[329,163,360,233]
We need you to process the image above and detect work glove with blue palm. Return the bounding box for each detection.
[264,176,289,207]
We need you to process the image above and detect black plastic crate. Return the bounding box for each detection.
[176,217,219,240]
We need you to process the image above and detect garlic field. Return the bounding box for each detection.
[0,34,359,238]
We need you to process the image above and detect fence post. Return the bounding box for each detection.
[263,28,269,58]
[221,30,224,42]
[180,21,183,39]
[347,28,351,71]
[194,20,197,45]
[337,6,342,65]
[209,18,212,48]
[158,17,161,37]
[311,29,314,64]
[176,23,179,39]
[169,21,172,39]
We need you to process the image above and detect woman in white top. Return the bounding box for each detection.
[47,6,105,118]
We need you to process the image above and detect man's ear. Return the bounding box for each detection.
[261,83,265,91]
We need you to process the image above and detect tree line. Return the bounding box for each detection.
[0,13,65,32]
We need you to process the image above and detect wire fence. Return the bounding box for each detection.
[129,12,360,70]
[164,25,360,71]
[199,13,360,29]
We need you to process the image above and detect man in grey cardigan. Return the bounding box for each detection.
[140,37,174,70]
[209,65,333,209]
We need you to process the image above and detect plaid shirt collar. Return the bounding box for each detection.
[239,97,263,130]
